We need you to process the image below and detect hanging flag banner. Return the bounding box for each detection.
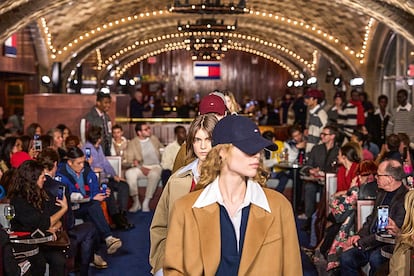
[4,33,17,57]
[193,62,221,80]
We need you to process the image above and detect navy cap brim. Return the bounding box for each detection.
[233,136,278,155]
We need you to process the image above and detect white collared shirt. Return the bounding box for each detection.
[177,159,200,183]
[309,104,321,114]
[397,103,412,112]
[193,177,271,251]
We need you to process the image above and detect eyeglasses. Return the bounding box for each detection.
[320,133,331,136]
[375,174,390,178]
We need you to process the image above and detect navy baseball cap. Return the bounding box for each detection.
[212,115,278,155]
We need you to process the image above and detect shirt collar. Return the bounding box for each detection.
[397,103,412,112]
[177,159,200,182]
[192,177,271,213]
[95,107,104,117]
[309,104,321,114]
[374,108,391,118]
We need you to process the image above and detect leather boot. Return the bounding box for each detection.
[128,195,141,212]
[111,213,129,230]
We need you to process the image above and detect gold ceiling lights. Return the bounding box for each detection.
[169,0,248,14]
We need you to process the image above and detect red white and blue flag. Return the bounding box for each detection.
[193,62,221,80]
[4,34,17,57]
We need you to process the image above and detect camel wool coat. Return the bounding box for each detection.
[164,187,302,275]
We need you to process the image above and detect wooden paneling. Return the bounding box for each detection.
[24,94,129,136]
[127,50,291,103]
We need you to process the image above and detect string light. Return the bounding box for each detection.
[39,8,371,68]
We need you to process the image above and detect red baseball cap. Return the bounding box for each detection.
[199,94,227,115]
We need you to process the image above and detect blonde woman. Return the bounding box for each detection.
[150,114,218,275]
[388,190,414,275]
[223,91,241,114]
[164,115,302,275]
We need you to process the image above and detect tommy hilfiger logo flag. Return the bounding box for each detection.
[193,62,221,80]
[4,34,17,57]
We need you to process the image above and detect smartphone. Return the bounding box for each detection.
[101,183,107,195]
[377,205,389,233]
[57,185,65,200]
[85,147,91,161]
[33,135,42,152]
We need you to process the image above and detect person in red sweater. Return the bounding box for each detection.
[335,142,361,195]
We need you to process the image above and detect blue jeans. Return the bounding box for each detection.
[75,200,112,240]
[340,246,387,276]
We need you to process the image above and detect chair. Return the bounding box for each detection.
[357,199,375,230]
[106,156,122,177]
[325,173,337,217]
[79,118,86,145]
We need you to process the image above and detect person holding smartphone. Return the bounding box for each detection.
[340,159,408,275]
[8,160,68,276]
[82,126,133,230]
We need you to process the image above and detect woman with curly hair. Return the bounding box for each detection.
[389,190,414,274]
[150,114,218,275]
[164,115,301,275]
[323,160,378,273]
[8,160,68,276]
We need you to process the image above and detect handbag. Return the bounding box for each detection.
[46,230,70,247]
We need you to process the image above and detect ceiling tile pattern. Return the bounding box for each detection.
[0,0,413,78]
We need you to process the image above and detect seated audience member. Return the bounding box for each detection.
[321,161,378,272]
[160,125,187,186]
[56,147,122,255]
[26,122,42,138]
[125,122,164,212]
[375,134,403,164]
[8,160,68,276]
[110,124,129,159]
[56,124,71,149]
[38,148,107,272]
[398,132,414,175]
[351,130,374,160]
[150,114,218,275]
[48,128,66,159]
[163,115,301,275]
[356,125,380,157]
[171,93,227,173]
[0,137,23,171]
[335,142,361,195]
[340,159,408,275]
[82,126,133,230]
[300,126,339,223]
[65,135,82,149]
[388,190,414,274]
[261,131,287,193]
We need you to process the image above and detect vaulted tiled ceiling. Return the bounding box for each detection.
[1,0,414,79]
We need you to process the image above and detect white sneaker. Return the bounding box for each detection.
[142,198,150,212]
[106,236,122,254]
[297,213,308,220]
[128,198,141,213]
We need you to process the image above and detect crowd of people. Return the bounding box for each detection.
[0,86,413,275]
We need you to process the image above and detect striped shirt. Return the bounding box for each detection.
[306,104,327,153]
[387,103,414,142]
[337,102,358,138]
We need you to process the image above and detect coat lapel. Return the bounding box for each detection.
[238,204,273,275]
[193,204,221,276]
